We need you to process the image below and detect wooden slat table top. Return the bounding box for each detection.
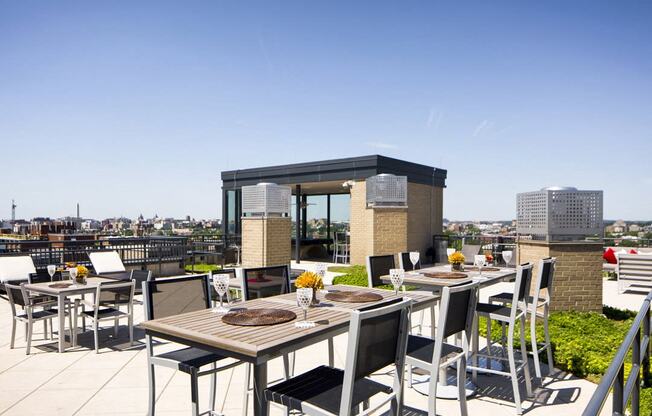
[266,285,437,312]
[141,297,352,359]
[141,285,437,361]
[24,277,117,295]
[381,265,516,289]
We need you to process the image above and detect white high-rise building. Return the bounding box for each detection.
[516,186,603,241]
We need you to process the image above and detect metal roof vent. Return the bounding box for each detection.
[366,174,407,208]
[242,183,291,217]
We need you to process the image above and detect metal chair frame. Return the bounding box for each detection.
[470,263,534,415]
[264,298,412,416]
[488,257,556,381]
[406,281,479,416]
[72,280,136,353]
[5,282,73,354]
[142,273,241,416]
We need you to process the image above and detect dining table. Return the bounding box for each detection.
[380,264,517,399]
[23,276,117,353]
[140,284,438,416]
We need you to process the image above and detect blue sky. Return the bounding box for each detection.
[1,1,651,221]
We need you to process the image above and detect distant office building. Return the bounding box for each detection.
[516,186,603,241]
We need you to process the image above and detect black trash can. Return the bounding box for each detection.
[432,234,449,265]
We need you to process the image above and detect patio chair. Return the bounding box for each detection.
[460,244,481,265]
[366,255,395,288]
[470,263,534,415]
[333,231,350,264]
[241,265,295,416]
[406,281,479,416]
[264,297,412,416]
[5,282,73,354]
[488,257,556,381]
[398,252,421,271]
[143,273,242,416]
[88,250,126,274]
[72,280,135,353]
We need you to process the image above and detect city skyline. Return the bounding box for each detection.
[2,2,651,220]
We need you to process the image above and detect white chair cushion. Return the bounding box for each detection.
[89,251,126,274]
[0,256,37,283]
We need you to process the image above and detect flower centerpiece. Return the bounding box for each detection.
[485,253,494,266]
[448,252,466,271]
[75,265,89,285]
[295,271,324,305]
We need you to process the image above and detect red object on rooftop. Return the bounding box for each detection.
[630,249,638,254]
[603,248,617,264]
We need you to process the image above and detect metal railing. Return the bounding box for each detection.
[0,237,190,272]
[582,291,652,416]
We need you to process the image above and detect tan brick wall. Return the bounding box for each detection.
[241,217,291,267]
[517,240,603,312]
[349,181,409,265]
[407,182,444,258]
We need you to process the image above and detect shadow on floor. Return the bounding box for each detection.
[34,326,146,353]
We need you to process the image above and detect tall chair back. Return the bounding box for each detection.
[399,252,421,271]
[438,281,479,340]
[510,263,534,320]
[142,273,211,321]
[242,266,290,301]
[366,255,395,287]
[460,244,481,264]
[339,298,412,414]
[4,283,29,317]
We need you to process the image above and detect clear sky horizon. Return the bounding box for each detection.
[2,1,651,221]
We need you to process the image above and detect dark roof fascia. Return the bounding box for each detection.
[221,155,447,189]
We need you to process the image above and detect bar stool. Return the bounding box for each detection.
[488,257,556,382]
[470,263,534,415]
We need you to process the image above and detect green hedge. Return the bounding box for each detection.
[184,263,222,273]
[331,265,417,291]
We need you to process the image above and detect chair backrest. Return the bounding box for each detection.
[398,252,421,271]
[4,283,29,315]
[438,281,479,339]
[0,256,36,283]
[537,257,556,291]
[340,297,411,414]
[617,254,652,279]
[366,255,395,287]
[94,281,135,311]
[130,269,152,292]
[460,245,481,264]
[242,265,290,301]
[509,263,534,318]
[89,251,126,274]
[142,273,211,321]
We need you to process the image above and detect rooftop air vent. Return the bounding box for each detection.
[366,174,408,208]
[242,183,291,217]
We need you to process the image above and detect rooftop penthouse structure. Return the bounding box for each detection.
[517,186,603,241]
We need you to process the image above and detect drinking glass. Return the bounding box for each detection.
[409,251,420,271]
[295,288,315,328]
[68,267,78,287]
[212,274,231,314]
[389,268,404,296]
[474,255,485,277]
[47,265,56,282]
[315,263,327,278]
[502,250,513,267]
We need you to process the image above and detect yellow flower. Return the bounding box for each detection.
[295,271,324,290]
[76,265,89,277]
[448,252,465,265]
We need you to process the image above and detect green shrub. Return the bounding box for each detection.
[331,265,416,291]
[184,263,222,273]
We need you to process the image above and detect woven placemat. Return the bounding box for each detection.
[464,267,501,272]
[325,291,383,303]
[49,283,73,289]
[423,272,469,279]
[221,308,297,326]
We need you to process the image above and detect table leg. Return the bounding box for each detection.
[252,362,269,416]
[58,294,65,353]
